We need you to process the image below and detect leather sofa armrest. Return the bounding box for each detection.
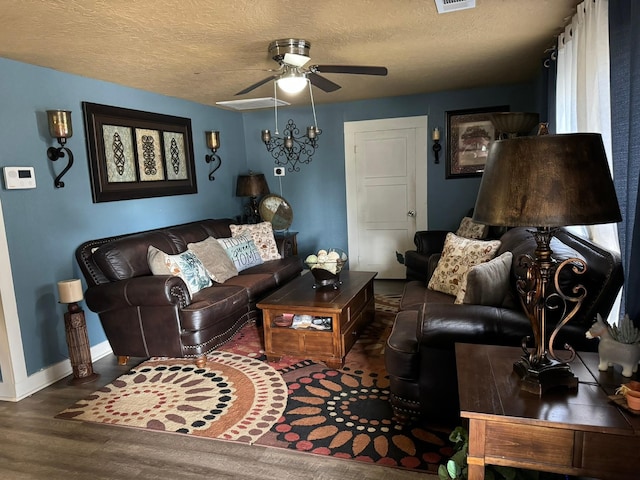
[416,303,531,349]
[413,230,449,254]
[85,275,190,313]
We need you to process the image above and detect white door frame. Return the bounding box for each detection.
[344,116,428,273]
[0,198,27,400]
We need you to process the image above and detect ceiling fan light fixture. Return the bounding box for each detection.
[276,74,308,94]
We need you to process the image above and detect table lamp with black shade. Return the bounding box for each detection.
[236,172,270,223]
[473,133,622,395]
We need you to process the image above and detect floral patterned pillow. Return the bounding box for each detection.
[230,222,281,261]
[147,245,212,297]
[455,216,489,239]
[427,232,502,297]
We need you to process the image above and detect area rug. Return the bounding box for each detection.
[57,294,453,474]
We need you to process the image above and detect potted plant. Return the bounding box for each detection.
[586,314,640,377]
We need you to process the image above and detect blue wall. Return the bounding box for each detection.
[243,84,537,257]
[1,56,537,376]
[0,58,247,376]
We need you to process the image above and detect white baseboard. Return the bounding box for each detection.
[0,340,112,402]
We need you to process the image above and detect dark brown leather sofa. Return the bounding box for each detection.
[385,227,624,422]
[76,218,303,366]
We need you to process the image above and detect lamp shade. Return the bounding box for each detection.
[47,110,73,139]
[206,131,220,150]
[474,133,622,227]
[57,279,83,304]
[236,173,270,197]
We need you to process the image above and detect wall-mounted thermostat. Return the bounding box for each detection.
[3,166,36,189]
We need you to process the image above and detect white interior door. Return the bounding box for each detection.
[345,117,427,278]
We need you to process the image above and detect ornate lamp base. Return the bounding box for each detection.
[513,355,578,396]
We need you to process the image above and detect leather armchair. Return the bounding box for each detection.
[404,230,449,282]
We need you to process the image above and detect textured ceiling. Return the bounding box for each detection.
[0,0,580,108]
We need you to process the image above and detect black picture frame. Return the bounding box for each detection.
[82,102,197,202]
[445,105,508,179]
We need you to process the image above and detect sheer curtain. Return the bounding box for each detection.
[555,0,622,323]
[555,0,620,252]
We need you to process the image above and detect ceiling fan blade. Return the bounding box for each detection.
[235,75,278,95]
[308,72,341,92]
[313,65,388,76]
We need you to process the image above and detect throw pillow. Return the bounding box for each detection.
[217,234,264,272]
[230,222,281,261]
[187,236,238,283]
[455,216,489,239]
[455,251,513,306]
[147,246,212,297]
[427,232,502,297]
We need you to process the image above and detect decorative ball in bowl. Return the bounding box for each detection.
[304,249,348,289]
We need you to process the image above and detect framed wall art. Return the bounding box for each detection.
[445,105,508,179]
[82,102,197,202]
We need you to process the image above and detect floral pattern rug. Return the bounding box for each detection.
[58,294,453,475]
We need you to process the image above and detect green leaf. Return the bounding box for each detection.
[438,464,452,479]
[447,459,462,478]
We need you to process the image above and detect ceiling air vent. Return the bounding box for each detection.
[435,0,476,14]
[215,97,290,111]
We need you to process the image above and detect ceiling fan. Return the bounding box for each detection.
[235,39,388,96]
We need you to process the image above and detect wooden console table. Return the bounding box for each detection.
[257,271,376,368]
[455,343,639,480]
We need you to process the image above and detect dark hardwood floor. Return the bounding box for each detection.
[0,279,434,480]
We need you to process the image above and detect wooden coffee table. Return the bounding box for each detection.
[257,271,377,368]
[455,343,640,480]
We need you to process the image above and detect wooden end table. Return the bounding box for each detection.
[257,271,377,368]
[455,343,639,480]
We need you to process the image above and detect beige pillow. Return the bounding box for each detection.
[230,222,281,261]
[187,236,238,283]
[147,245,212,297]
[455,251,513,305]
[456,216,489,239]
[427,232,502,297]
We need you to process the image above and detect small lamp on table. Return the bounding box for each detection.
[57,279,100,385]
[236,172,270,223]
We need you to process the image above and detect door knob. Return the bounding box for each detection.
[407,210,416,217]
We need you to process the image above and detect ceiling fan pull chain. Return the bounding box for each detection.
[273,82,280,135]
[308,80,319,130]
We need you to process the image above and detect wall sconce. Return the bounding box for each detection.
[432,127,441,164]
[46,110,74,188]
[205,131,222,181]
[57,279,100,385]
[261,119,321,172]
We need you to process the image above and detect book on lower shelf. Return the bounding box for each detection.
[291,315,332,331]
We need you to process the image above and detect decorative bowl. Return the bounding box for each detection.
[305,249,348,289]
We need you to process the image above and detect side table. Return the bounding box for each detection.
[455,343,639,480]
